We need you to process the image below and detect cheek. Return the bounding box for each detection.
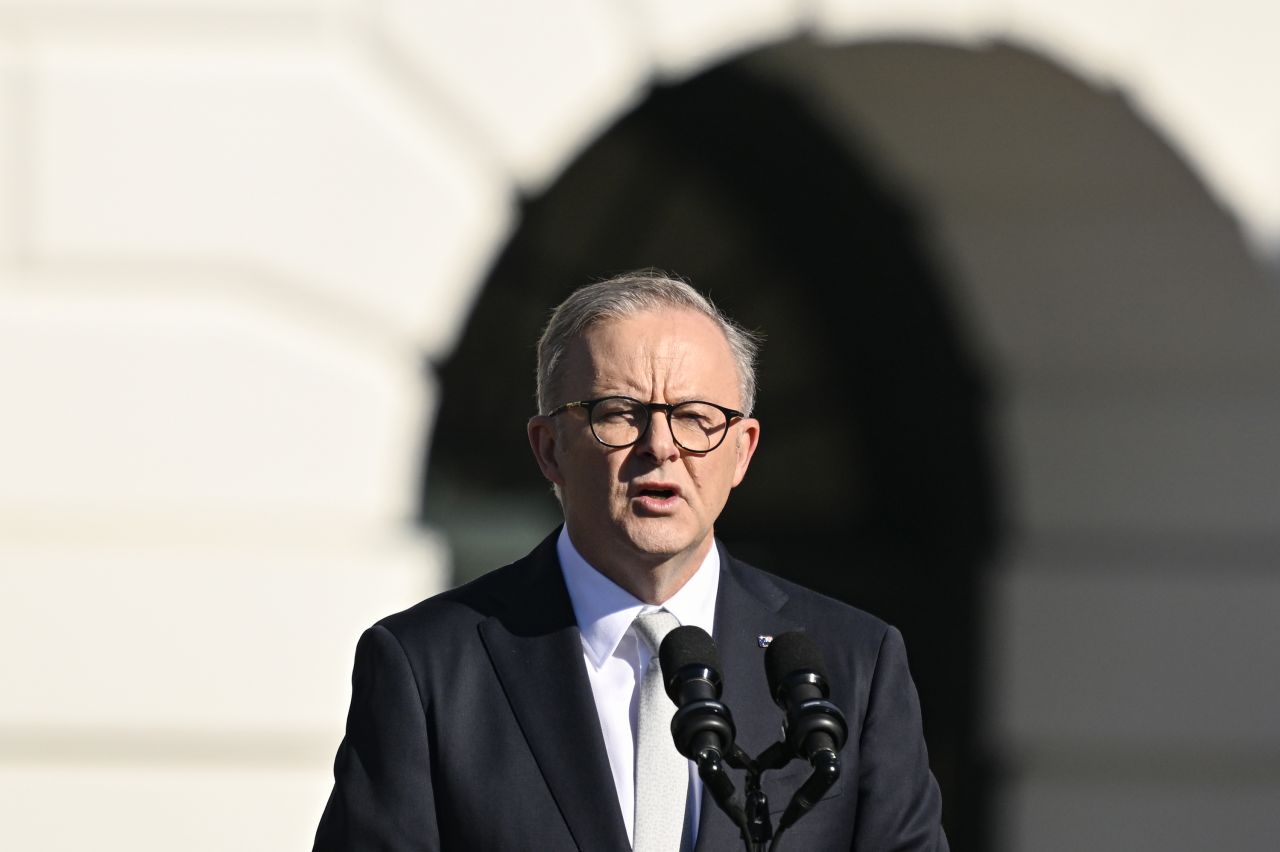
[689,458,736,496]
[570,450,625,490]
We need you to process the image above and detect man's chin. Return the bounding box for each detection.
[620,521,706,564]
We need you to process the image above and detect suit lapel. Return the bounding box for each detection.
[695,544,802,852]
[478,533,631,852]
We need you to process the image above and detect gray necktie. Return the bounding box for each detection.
[632,609,688,852]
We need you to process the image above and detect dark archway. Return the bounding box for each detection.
[423,48,1000,852]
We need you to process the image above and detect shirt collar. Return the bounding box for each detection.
[558,526,720,668]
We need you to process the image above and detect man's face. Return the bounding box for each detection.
[529,307,760,578]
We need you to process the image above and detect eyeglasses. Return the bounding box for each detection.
[547,396,745,454]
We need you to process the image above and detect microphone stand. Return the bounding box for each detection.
[695,747,754,851]
[692,743,773,852]
[769,748,841,852]
[700,740,843,852]
[726,745,771,851]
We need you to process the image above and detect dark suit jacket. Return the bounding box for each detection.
[314,530,948,851]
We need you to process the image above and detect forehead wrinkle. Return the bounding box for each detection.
[591,339,704,402]
[568,308,739,405]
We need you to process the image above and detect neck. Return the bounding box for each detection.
[610,561,696,605]
[571,533,712,604]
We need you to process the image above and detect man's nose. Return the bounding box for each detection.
[635,409,681,460]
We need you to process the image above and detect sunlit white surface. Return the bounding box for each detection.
[31,39,509,347]
[0,290,425,521]
[0,766,335,852]
[0,529,440,730]
[378,0,649,191]
[0,40,15,262]
[634,0,800,77]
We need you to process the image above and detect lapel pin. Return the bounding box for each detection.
[757,635,773,648]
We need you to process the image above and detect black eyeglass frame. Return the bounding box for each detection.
[547,395,746,454]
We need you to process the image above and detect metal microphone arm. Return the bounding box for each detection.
[695,749,756,851]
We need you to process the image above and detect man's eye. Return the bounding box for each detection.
[675,406,717,427]
[596,404,642,423]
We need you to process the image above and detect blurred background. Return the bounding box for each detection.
[3,2,1279,851]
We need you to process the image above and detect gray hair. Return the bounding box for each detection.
[535,269,761,415]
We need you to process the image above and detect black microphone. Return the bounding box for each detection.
[764,631,849,832]
[764,631,848,762]
[658,625,737,762]
[659,626,748,837]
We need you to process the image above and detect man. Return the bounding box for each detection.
[314,271,948,851]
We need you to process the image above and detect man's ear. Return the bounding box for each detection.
[730,417,761,488]
[528,415,566,487]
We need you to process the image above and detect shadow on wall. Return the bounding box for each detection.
[422,46,1000,852]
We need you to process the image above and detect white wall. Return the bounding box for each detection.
[0,8,505,849]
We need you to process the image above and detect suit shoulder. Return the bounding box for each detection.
[729,556,892,642]
[726,558,906,698]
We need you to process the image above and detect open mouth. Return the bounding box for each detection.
[640,488,676,500]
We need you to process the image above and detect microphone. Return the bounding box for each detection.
[658,625,737,762]
[657,625,749,831]
[764,631,849,831]
[764,631,848,762]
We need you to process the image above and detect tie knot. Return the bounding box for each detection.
[633,609,680,654]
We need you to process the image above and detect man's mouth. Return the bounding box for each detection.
[632,482,681,508]
[639,487,676,500]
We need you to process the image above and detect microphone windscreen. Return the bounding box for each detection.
[659,625,720,677]
[764,631,828,697]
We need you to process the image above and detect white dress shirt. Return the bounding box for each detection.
[558,526,720,849]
